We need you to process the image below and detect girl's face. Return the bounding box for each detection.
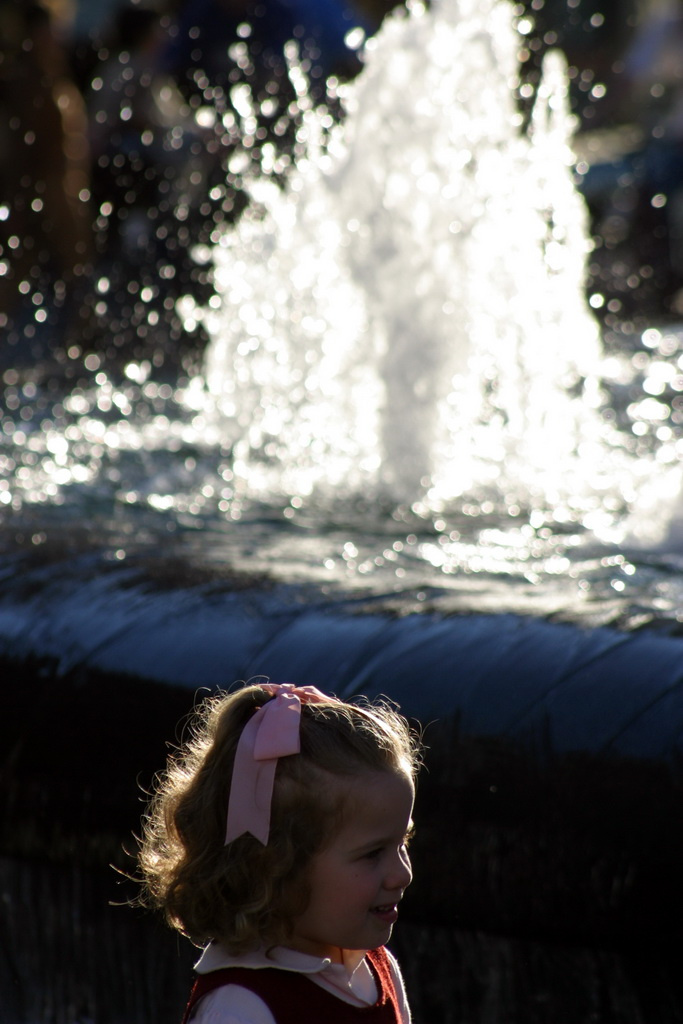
[288,769,415,963]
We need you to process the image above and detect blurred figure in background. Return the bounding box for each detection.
[622,0,683,292]
[0,1,92,336]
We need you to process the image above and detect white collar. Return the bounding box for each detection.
[195,942,367,980]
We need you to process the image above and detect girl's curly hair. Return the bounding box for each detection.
[137,682,421,953]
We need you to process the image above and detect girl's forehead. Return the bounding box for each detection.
[336,769,415,825]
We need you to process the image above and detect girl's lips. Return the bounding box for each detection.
[371,903,399,924]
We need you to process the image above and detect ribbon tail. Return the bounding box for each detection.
[225,755,277,845]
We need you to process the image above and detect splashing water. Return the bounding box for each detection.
[5,0,683,624]
[183,0,682,542]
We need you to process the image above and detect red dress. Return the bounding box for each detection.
[182,946,402,1024]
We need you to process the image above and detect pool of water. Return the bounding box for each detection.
[3,339,683,634]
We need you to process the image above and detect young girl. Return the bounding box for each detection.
[138,680,421,1024]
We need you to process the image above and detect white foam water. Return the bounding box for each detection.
[184,0,680,542]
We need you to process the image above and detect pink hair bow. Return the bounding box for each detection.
[225,683,334,846]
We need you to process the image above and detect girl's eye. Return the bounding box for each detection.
[364,847,384,860]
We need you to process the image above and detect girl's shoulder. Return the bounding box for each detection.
[188,982,277,1024]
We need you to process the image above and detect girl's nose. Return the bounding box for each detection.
[387,846,413,892]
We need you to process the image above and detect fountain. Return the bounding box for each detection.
[196,0,607,509]
[3,0,683,1021]
[185,0,681,546]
